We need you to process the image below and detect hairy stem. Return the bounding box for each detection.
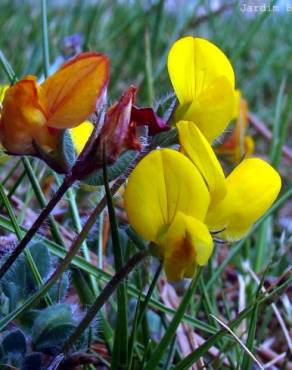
[63,249,149,352]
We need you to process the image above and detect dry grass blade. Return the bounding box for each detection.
[262,352,289,369]
[209,314,264,370]
[245,263,292,353]
[248,111,292,162]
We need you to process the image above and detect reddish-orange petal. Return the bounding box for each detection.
[42,52,109,129]
[100,86,141,164]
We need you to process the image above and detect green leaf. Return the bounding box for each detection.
[25,243,51,290]
[150,128,178,148]
[1,330,26,357]
[22,353,42,370]
[0,243,51,310]
[155,93,177,122]
[32,304,76,354]
[84,150,136,186]
[60,129,76,169]
[0,183,52,306]
[48,272,69,303]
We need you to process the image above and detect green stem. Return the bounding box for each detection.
[128,262,162,370]
[67,188,99,294]
[137,262,162,325]
[103,152,128,370]
[98,210,104,270]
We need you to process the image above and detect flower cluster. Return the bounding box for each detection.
[0,36,281,282]
[124,36,281,281]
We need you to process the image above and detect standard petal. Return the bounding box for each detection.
[161,212,213,281]
[176,76,235,142]
[124,148,210,242]
[206,158,282,241]
[177,121,227,206]
[167,36,235,105]
[0,77,56,154]
[70,120,94,155]
[42,52,109,129]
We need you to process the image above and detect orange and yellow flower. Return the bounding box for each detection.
[0,52,109,155]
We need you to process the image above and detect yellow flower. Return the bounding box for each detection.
[216,91,255,163]
[124,148,213,281]
[177,121,281,241]
[0,52,109,155]
[167,36,236,142]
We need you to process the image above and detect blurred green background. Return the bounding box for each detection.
[1,0,291,122]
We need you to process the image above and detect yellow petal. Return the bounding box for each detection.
[124,148,210,242]
[0,85,9,103]
[70,120,94,155]
[177,121,226,206]
[244,136,255,157]
[206,158,282,241]
[232,89,241,119]
[42,52,109,129]
[175,76,235,142]
[161,212,213,281]
[167,36,235,104]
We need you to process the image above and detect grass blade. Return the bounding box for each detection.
[103,155,128,369]
[144,267,203,370]
[41,0,50,77]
